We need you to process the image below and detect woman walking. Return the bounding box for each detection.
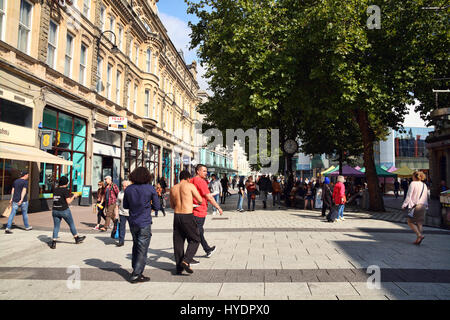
[49,176,86,249]
[123,167,160,283]
[245,176,257,211]
[304,183,314,210]
[402,171,428,245]
[333,176,346,221]
[93,181,106,230]
[236,176,245,212]
[154,183,166,217]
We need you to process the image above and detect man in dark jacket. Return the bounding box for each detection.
[257,175,272,209]
[321,177,333,217]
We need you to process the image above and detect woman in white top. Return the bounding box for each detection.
[402,171,428,245]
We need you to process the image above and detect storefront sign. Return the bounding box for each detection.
[79,185,92,206]
[40,130,54,150]
[108,117,127,131]
[0,122,35,146]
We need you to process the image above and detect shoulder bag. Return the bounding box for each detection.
[407,183,425,218]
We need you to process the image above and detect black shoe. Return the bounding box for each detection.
[116,242,124,247]
[206,246,216,258]
[130,274,151,283]
[50,240,56,249]
[175,268,183,275]
[191,259,200,265]
[75,236,86,244]
[5,229,12,234]
[181,261,193,274]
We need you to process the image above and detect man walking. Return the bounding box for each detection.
[258,174,271,209]
[100,176,120,232]
[394,179,400,199]
[401,179,409,200]
[220,174,229,204]
[191,164,223,257]
[208,174,222,215]
[271,176,282,208]
[170,170,203,275]
[5,171,32,233]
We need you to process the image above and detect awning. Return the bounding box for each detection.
[0,142,73,165]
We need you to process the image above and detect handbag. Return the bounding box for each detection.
[111,220,119,239]
[2,204,12,218]
[407,183,425,218]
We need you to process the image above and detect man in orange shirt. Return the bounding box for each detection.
[190,164,223,257]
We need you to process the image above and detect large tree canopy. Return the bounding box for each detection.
[188,0,449,211]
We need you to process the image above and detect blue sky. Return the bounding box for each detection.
[156,0,209,92]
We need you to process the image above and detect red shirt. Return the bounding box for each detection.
[190,176,211,218]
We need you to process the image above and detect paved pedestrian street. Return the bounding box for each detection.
[1,195,450,300]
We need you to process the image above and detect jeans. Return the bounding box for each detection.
[221,191,227,204]
[212,194,220,213]
[247,196,255,210]
[237,193,244,210]
[118,215,129,244]
[173,214,200,270]
[130,224,152,278]
[272,193,280,206]
[338,204,345,218]
[52,208,78,239]
[6,201,30,229]
[194,216,212,253]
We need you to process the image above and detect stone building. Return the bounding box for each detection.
[0,0,200,212]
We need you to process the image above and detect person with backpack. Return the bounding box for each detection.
[100,176,120,232]
[49,176,86,249]
[402,171,428,245]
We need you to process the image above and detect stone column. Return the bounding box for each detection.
[37,1,51,64]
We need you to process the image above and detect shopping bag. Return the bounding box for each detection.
[2,204,12,218]
[110,220,119,239]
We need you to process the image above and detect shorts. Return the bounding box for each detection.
[306,195,314,200]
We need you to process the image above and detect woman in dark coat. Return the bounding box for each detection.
[321,177,333,217]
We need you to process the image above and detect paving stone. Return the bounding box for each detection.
[219,283,264,297]
[265,283,310,296]
[308,282,359,296]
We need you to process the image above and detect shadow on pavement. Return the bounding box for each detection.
[95,236,119,245]
[84,258,130,281]
[124,247,175,271]
[37,234,75,246]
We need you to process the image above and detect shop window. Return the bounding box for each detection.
[58,112,73,133]
[43,108,57,129]
[0,159,30,200]
[74,118,86,136]
[73,136,86,152]
[0,98,33,128]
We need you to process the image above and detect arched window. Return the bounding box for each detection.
[146,48,151,73]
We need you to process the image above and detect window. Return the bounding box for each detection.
[146,49,151,72]
[144,90,150,118]
[109,15,115,42]
[126,81,131,109]
[96,56,103,92]
[115,70,121,104]
[40,108,87,195]
[128,40,133,60]
[117,24,123,51]
[133,84,137,113]
[106,63,112,99]
[83,0,90,17]
[0,0,6,41]
[64,33,74,78]
[79,44,87,85]
[0,97,33,128]
[152,97,156,119]
[47,20,58,68]
[135,45,139,65]
[18,0,32,53]
[99,5,105,32]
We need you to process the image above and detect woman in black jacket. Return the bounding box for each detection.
[321,177,333,217]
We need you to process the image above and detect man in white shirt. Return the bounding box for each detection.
[116,180,130,247]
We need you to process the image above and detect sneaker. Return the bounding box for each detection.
[130,274,151,283]
[93,225,99,230]
[340,217,345,221]
[25,226,33,231]
[75,236,86,244]
[116,242,124,247]
[206,246,216,258]
[5,229,12,234]
[191,259,200,265]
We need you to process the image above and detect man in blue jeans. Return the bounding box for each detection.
[5,171,32,234]
[123,167,160,283]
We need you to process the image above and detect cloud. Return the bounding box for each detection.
[159,12,211,93]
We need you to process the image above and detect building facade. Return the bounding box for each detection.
[0,0,201,212]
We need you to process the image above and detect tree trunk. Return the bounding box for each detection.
[339,150,343,175]
[356,109,385,212]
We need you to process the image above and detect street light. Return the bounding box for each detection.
[97,30,120,55]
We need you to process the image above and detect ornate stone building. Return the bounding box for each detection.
[0,0,200,212]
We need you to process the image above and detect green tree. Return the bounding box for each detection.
[188,0,449,211]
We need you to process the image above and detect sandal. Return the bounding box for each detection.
[416,235,425,245]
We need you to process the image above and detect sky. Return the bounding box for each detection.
[156,0,210,93]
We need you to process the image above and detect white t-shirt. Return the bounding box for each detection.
[117,191,129,216]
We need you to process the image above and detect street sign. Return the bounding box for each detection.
[108,117,127,131]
